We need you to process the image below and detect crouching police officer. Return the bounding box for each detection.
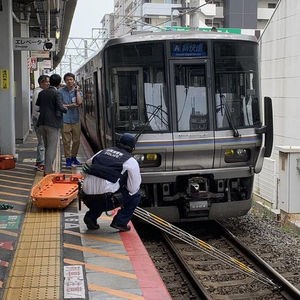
[81,133,141,232]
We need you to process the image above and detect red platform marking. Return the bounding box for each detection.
[120,222,171,300]
[0,260,9,267]
[0,241,13,250]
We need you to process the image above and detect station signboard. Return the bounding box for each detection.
[13,38,56,51]
[31,50,50,58]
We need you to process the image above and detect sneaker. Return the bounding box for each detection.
[65,158,72,168]
[36,164,45,172]
[71,157,81,166]
[110,222,131,232]
[84,214,99,230]
[34,162,43,169]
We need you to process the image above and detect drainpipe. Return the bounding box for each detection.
[47,0,51,39]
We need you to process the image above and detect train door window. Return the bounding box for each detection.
[143,67,168,131]
[111,67,144,130]
[214,41,260,129]
[174,64,208,131]
[84,78,95,117]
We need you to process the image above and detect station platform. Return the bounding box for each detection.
[0,132,171,300]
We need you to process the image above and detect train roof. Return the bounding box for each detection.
[104,30,258,49]
[76,30,258,73]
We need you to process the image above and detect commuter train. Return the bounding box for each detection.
[76,31,273,222]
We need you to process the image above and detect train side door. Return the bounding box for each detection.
[169,61,214,170]
[111,67,144,131]
[95,69,106,149]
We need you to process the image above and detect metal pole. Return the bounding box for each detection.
[69,55,72,73]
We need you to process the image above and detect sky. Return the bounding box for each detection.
[69,0,114,38]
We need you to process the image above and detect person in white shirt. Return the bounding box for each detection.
[81,133,141,232]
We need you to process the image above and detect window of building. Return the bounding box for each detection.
[268,3,277,8]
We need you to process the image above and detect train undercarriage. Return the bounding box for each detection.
[139,175,253,222]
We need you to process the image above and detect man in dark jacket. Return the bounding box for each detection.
[81,133,141,232]
[36,74,67,175]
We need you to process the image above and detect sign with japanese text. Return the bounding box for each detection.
[13,37,56,51]
[31,50,50,58]
[0,69,9,89]
[27,57,37,70]
[42,59,52,69]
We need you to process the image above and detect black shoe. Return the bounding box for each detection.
[84,215,99,230]
[110,222,131,232]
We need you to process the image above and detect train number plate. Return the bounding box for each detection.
[189,201,208,211]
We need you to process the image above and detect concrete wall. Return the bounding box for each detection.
[255,0,300,213]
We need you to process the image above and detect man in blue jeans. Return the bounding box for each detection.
[59,73,82,168]
[81,133,141,232]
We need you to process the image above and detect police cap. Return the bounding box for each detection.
[119,133,136,151]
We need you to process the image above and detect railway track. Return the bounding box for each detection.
[161,222,300,299]
[133,208,300,299]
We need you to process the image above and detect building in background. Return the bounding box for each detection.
[107,0,279,37]
[101,13,115,39]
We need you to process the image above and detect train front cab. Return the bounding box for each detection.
[101,32,273,222]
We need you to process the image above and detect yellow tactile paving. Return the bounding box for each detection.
[2,205,61,300]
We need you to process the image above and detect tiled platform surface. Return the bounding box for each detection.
[0,132,171,300]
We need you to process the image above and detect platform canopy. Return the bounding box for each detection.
[12,0,77,69]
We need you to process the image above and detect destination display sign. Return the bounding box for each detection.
[171,41,207,57]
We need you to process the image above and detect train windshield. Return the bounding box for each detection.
[214,41,260,129]
[174,64,208,131]
[106,42,168,132]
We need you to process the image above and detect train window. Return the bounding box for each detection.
[106,42,168,132]
[107,42,164,66]
[214,41,260,129]
[83,78,95,117]
[174,64,208,131]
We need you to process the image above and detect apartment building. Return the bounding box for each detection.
[110,0,279,37]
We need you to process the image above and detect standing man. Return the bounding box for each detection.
[36,74,67,176]
[81,133,141,232]
[59,73,82,168]
[32,75,50,171]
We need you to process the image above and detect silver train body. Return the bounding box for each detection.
[76,31,273,222]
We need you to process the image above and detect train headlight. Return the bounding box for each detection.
[134,154,145,162]
[224,148,250,163]
[133,153,161,167]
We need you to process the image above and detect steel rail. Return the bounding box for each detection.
[133,207,279,289]
[215,221,300,300]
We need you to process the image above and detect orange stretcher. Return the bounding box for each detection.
[30,173,83,208]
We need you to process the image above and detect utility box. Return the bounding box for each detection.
[277,146,300,213]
